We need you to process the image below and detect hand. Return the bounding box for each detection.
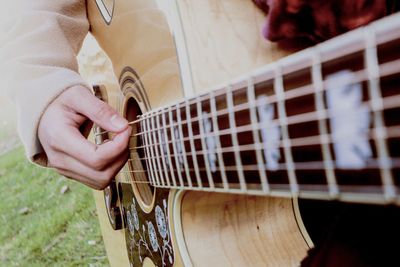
[38,86,132,190]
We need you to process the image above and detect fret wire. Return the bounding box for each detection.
[156,111,170,187]
[133,157,150,186]
[95,56,400,138]
[364,28,396,201]
[151,113,166,186]
[111,178,400,201]
[130,87,400,143]
[139,121,155,185]
[107,176,400,201]
[132,124,400,160]
[113,21,400,197]
[132,52,376,122]
[135,80,311,125]
[141,116,156,186]
[185,100,203,188]
[145,113,160,186]
[168,106,185,188]
[121,58,400,140]
[131,99,400,154]
[136,118,148,185]
[197,97,215,189]
[154,184,242,194]
[115,173,395,201]
[146,113,161,186]
[124,158,400,173]
[209,90,229,190]
[226,85,247,192]
[120,63,398,196]
[162,110,177,187]
[141,91,219,122]
[312,52,339,197]
[247,77,270,193]
[176,104,193,188]
[274,64,299,194]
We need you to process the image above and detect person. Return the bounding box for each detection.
[0,0,397,191]
[1,1,131,190]
[253,0,396,43]
[252,3,400,267]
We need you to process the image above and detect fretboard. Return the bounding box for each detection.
[130,12,400,204]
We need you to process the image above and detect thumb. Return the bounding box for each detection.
[64,86,128,133]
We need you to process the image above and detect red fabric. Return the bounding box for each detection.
[253,0,389,43]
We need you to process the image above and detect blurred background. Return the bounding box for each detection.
[0,34,114,267]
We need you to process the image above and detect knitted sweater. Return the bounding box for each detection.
[0,0,90,166]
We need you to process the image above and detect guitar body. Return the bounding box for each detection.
[81,1,400,266]
[85,1,309,266]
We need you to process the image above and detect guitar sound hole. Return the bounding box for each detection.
[125,97,154,207]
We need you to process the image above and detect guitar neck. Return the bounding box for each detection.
[130,12,400,204]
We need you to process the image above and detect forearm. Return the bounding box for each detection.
[0,0,89,165]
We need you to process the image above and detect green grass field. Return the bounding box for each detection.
[0,146,109,267]
[0,34,116,267]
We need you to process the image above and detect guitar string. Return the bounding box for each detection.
[111,162,398,187]
[111,163,400,192]
[122,133,400,173]
[121,158,400,174]
[108,175,394,194]
[116,125,399,185]
[115,158,400,189]
[128,102,399,164]
[114,120,399,183]
[97,85,400,165]
[94,57,400,137]
[127,124,399,160]
[115,125,399,187]
[112,96,399,179]
[128,92,399,139]
[97,60,400,187]
[126,95,400,148]
[105,44,400,191]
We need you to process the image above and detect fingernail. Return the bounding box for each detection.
[110,114,128,130]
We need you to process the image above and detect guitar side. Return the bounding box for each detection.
[84,0,310,266]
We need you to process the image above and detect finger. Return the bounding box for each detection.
[51,150,129,190]
[55,126,131,170]
[64,87,128,133]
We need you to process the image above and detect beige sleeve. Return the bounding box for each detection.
[0,0,90,166]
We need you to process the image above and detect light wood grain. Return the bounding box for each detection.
[84,0,310,266]
[78,32,130,267]
[86,1,185,265]
[88,0,184,110]
[180,192,308,267]
[92,190,130,267]
[173,3,308,264]
[176,0,290,94]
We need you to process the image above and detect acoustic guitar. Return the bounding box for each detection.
[81,1,400,266]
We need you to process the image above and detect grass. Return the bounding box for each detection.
[0,146,109,267]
